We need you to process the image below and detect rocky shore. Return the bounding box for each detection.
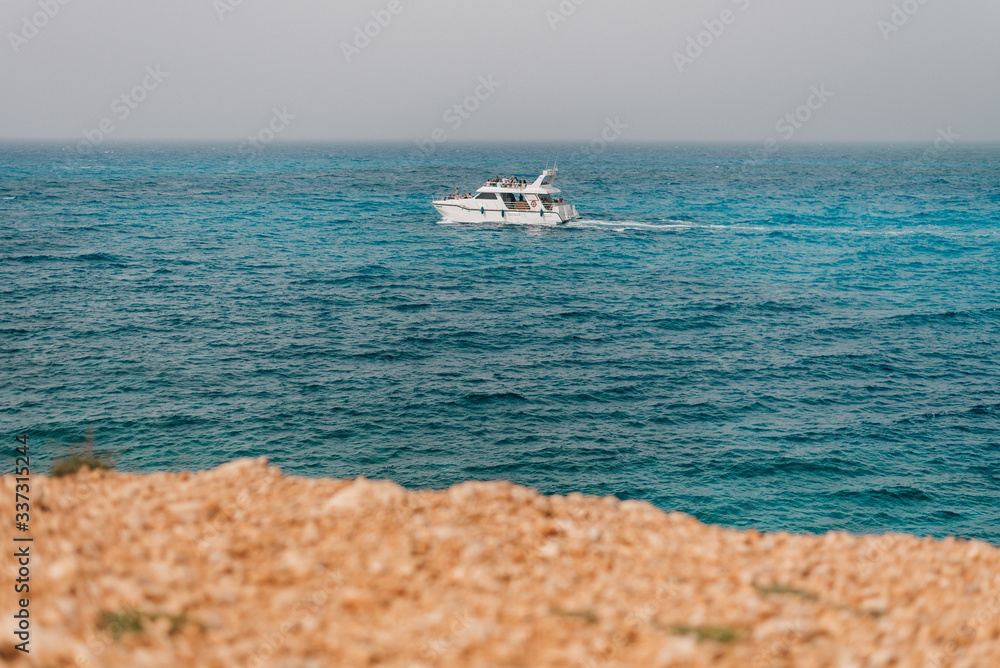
[3,458,999,667]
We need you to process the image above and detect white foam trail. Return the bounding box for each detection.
[570,219,771,233]
[437,218,1000,239]
[568,219,689,231]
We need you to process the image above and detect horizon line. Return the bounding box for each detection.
[2,138,1000,147]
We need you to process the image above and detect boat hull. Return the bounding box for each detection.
[433,201,578,226]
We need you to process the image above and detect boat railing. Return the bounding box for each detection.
[483,182,530,190]
[503,201,566,212]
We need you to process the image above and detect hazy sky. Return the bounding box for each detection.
[2,0,998,144]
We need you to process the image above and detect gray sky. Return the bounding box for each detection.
[2,0,998,144]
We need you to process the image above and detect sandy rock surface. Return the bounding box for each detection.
[2,458,999,667]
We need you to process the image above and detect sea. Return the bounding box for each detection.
[2,142,999,544]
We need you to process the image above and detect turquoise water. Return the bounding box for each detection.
[2,142,999,543]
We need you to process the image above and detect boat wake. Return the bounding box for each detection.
[436,216,1000,239]
[434,217,759,233]
[567,218,773,233]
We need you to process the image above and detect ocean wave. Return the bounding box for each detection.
[390,303,432,312]
[832,485,934,504]
[5,252,127,264]
[462,392,529,405]
[885,308,998,327]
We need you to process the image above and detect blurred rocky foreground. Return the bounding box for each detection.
[3,458,1000,668]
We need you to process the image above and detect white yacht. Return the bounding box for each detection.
[433,168,580,225]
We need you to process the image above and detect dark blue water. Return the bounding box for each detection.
[3,142,999,543]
